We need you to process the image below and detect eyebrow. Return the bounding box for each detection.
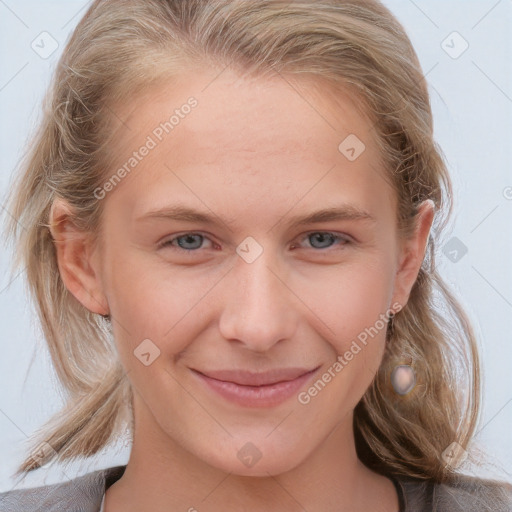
[135,204,376,228]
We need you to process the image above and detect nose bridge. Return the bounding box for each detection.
[218,242,297,351]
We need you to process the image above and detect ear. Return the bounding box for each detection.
[48,197,109,316]
[390,199,435,309]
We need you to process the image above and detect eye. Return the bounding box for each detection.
[157,231,351,253]
[158,232,214,251]
[293,231,351,250]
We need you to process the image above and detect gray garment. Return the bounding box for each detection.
[0,464,511,511]
[98,493,105,512]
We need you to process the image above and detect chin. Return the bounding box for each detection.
[197,436,308,477]
[215,455,302,478]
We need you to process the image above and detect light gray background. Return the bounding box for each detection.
[0,0,511,492]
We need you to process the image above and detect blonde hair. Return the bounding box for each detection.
[2,0,484,484]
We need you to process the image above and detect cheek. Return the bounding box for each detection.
[104,251,216,359]
[304,263,394,412]
[303,256,395,349]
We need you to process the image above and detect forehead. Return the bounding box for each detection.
[116,70,374,153]
[101,68,394,224]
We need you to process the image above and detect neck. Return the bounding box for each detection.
[105,405,398,512]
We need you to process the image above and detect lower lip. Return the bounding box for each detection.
[192,368,319,408]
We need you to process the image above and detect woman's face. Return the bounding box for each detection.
[80,68,432,476]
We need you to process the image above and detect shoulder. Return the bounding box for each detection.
[395,473,512,512]
[0,465,126,512]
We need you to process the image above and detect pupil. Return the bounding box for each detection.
[311,233,333,248]
[179,234,201,249]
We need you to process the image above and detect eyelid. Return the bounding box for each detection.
[157,230,352,251]
[295,231,352,249]
[157,231,214,249]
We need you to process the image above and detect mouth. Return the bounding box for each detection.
[189,366,321,408]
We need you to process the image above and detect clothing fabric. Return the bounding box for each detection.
[1,464,511,511]
[98,492,105,512]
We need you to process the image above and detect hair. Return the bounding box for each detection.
[0,0,496,487]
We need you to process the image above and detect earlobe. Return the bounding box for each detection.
[391,199,435,308]
[49,198,109,316]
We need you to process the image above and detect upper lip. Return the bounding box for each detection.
[191,367,319,386]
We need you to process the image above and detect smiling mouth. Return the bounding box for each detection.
[189,366,321,408]
[191,367,320,386]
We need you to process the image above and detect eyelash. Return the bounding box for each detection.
[157,231,352,252]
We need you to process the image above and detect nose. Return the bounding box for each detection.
[218,244,299,353]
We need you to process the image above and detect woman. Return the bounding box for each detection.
[1,0,511,510]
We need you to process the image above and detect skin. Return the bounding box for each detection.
[49,66,434,511]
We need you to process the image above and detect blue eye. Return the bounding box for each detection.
[300,232,350,250]
[159,233,211,251]
[158,231,350,252]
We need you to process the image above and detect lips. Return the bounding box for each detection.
[189,365,321,408]
[191,367,317,386]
